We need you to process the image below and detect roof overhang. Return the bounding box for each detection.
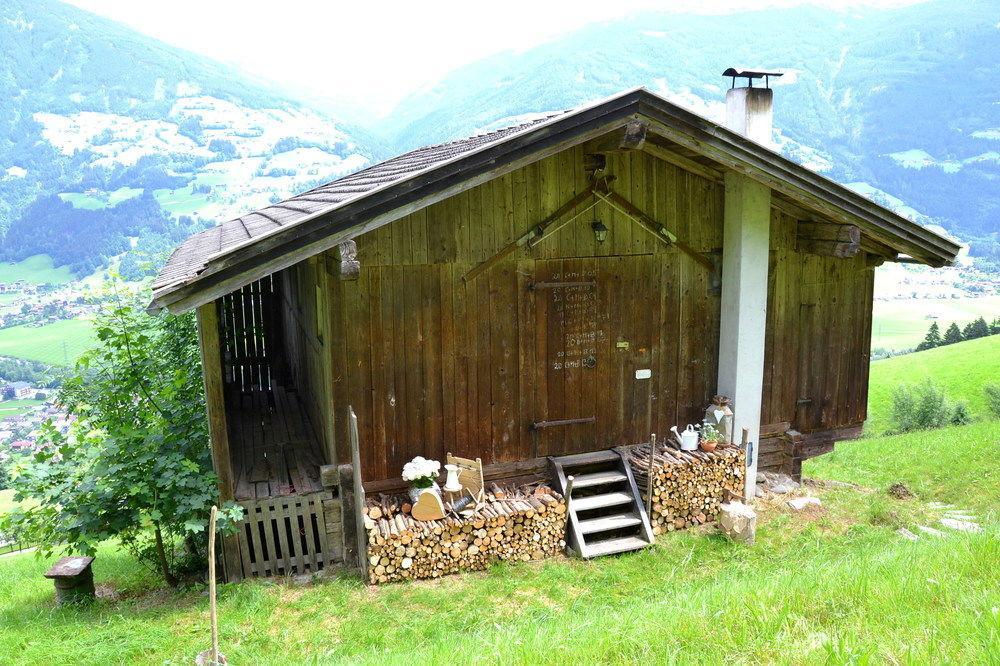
[150,88,960,313]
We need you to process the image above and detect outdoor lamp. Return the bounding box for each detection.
[591,220,609,243]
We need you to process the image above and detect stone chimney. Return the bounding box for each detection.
[722,68,782,147]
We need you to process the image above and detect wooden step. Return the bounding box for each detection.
[571,470,628,489]
[571,492,633,511]
[554,449,620,467]
[583,535,650,558]
[578,512,643,534]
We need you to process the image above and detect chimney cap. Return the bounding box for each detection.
[723,68,784,89]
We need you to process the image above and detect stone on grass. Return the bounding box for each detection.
[940,518,982,533]
[917,525,946,537]
[896,528,919,541]
[719,501,757,545]
[786,496,822,511]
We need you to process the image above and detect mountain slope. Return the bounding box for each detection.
[0,0,382,275]
[382,0,1000,256]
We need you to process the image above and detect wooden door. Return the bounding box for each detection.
[529,256,659,457]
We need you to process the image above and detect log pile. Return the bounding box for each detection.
[624,443,745,534]
[363,484,566,584]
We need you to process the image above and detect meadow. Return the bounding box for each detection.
[0,255,75,285]
[870,294,1000,351]
[0,398,45,420]
[0,318,96,366]
[0,339,997,664]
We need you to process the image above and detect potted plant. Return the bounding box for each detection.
[699,423,721,452]
[402,456,442,503]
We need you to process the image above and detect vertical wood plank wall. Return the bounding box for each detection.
[275,144,877,483]
[277,257,337,466]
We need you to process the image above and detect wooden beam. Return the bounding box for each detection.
[583,119,647,153]
[462,182,601,282]
[195,302,242,582]
[798,221,860,244]
[335,240,360,280]
[642,142,722,182]
[797,238,860,258]
[593,189,715,271]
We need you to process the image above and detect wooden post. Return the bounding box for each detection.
[348,407,367,582]
[646,434,656,518]
[208,505,219,665]
[196,302,243,582]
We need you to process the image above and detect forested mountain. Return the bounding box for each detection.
[0,0,997,279]
[0,0,382,275]
[382,0,999,258]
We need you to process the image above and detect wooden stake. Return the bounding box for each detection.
[208,505,219,665]
[646,434,655,518]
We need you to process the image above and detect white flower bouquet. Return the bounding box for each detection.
[401,456,441,489]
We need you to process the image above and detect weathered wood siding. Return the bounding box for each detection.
[278,257,336,466]
[761,208,874,432]
[315,144,873,482]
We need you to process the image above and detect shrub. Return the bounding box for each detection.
[950,402,971,426]
[985,383,1000,419]
[1,296,242,586]
[889,379,955,433]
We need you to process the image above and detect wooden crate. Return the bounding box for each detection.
[233,491,342,579]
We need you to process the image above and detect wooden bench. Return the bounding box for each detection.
[44,556,95,605]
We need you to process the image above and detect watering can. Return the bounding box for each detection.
[670,424,700,451]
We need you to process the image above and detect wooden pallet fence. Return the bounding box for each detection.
[364,485,566,584]
[234,491,342,579]
[624,443,745,534]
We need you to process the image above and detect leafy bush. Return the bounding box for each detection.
[889,379,970,434]
[985,383,1000,419]
[1,296,242,585]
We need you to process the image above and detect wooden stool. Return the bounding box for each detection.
[44,556,95,605]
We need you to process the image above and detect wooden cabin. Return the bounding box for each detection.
[151,85,959,580]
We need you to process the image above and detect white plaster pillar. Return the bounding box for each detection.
[719,84,773,499]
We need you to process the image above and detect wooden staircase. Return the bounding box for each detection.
[548,450,655,558]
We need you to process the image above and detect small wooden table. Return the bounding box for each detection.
[44,556,95,605]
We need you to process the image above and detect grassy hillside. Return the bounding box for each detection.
[0,318,96,366]
[865,335,1000,434]
[0,419,996,663]
[0,255,74,285]
[871,295,1000,352]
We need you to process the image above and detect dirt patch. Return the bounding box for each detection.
[95,583,120,601]
[888,482,916,500]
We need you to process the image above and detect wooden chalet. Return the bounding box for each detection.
[151,83,959,581]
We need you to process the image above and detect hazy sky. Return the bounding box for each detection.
[66,0,926,115]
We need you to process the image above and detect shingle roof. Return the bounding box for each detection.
[151,115,560,295]
[151,87,961,313]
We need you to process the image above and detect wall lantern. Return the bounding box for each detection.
[591,220,609,243]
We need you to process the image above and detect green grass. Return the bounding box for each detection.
[0,422,996,664]
[0,318,96,366]
[871,295,1000,351]
[0,398,45,420]
[865,335,1000,434]
[0,255,74,285]
[153,185,211,216]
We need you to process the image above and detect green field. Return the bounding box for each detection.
[153,185,211,216]
[0,398,45,421]
[871,294,1000,351]
[0,255,74,286]
[0,318,96,366]
[865,334,1000,434]
[0,339,997,664]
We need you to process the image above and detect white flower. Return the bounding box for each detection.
[401,456,441,482]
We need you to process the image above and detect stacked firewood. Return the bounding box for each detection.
[363,484,567,584]
[625,443,745,534]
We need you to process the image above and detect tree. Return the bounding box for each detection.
[991,318,1000,335]
[916,321,941,351]
[1,295,242,586]
[965,316,991,340]
[942,322,963,346]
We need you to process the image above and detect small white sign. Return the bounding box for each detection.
[634,368,652,380]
